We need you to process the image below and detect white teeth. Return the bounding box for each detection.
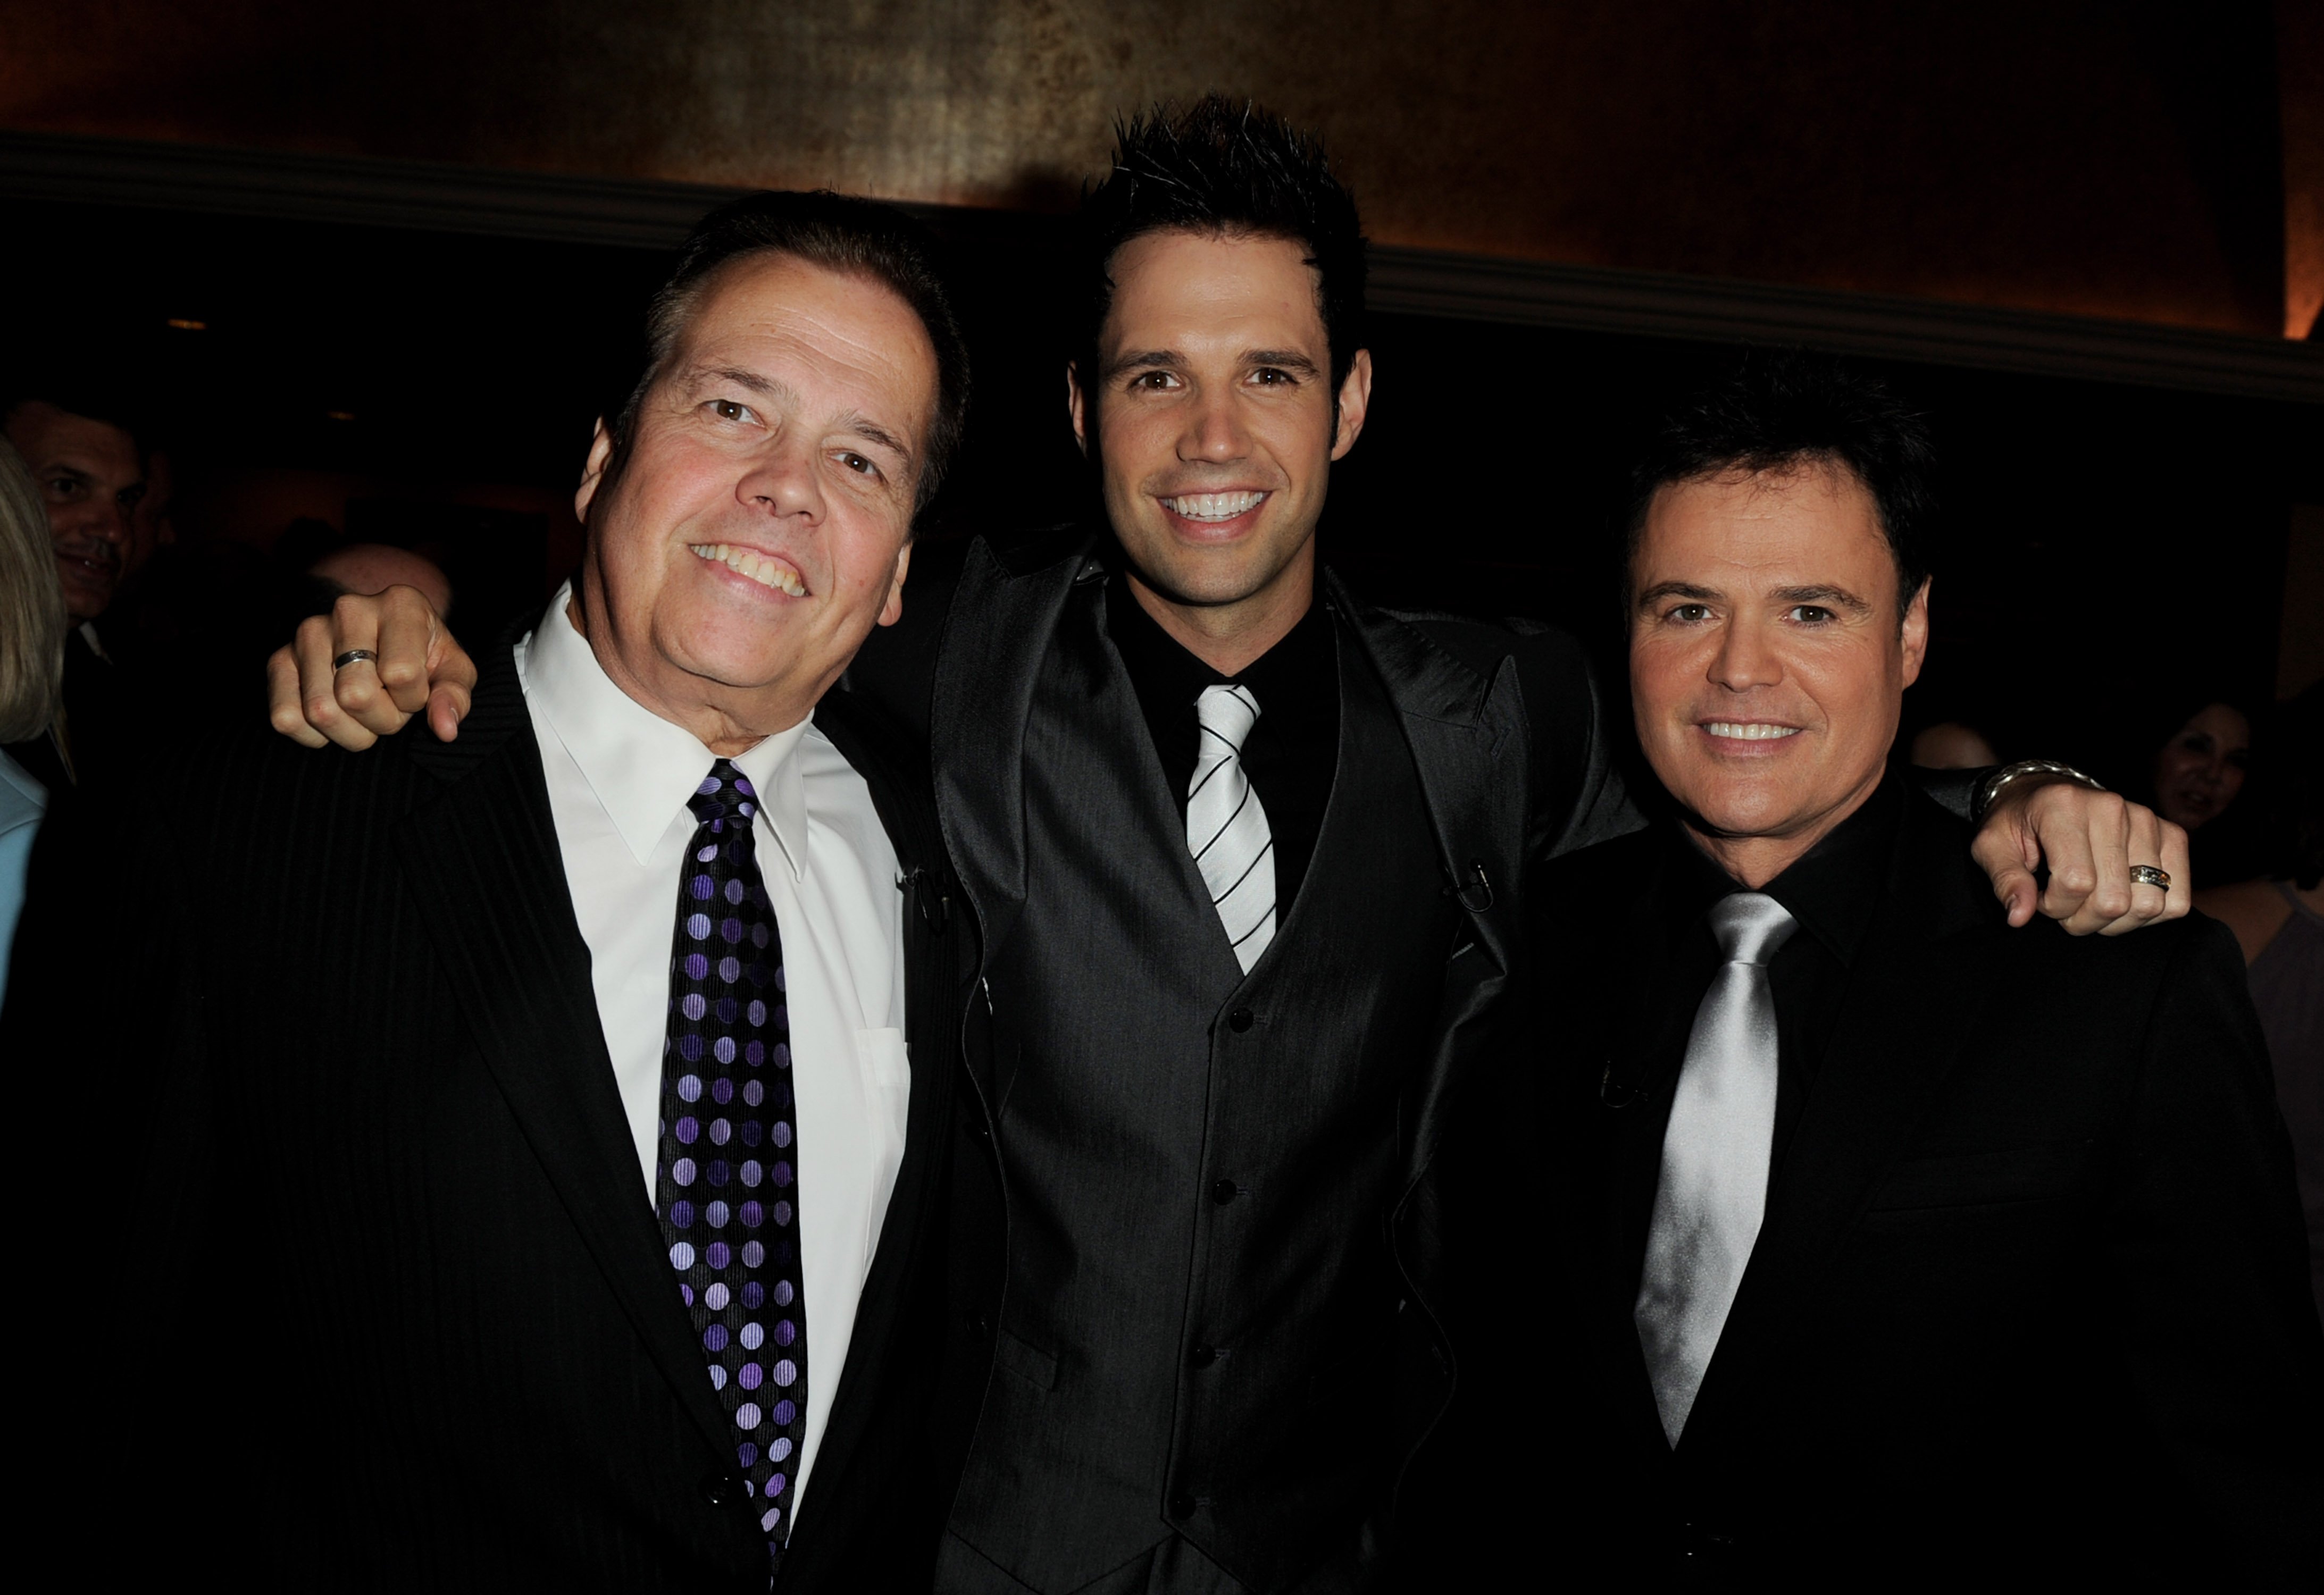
[1706,721,1801,741]
[1161,491,1267,522]
[689,542,806,597]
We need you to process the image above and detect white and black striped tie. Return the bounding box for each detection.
[1188,683,1276,973]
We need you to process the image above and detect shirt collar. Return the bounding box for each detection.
[515,581,814,881]
[1101,556,1337,703]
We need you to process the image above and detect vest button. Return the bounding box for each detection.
[1189,1343,1217,1368]
[1170,1492,1198,1518]
[1211,1178,1239,1205]
[1228,1007,1253,1032]
[699,1472,743,1509]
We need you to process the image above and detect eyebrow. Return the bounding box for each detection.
[836,412,914,466]
[1244,348,1322,376]
[1102,348,1185,380]
[1635,580,1721,609]
[687,364,796,405]
[1769,583,1874,615]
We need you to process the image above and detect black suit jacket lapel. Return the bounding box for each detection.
[1678,795,1997,1459]
[1332,570,1527,1181]
[797,685,964,1511]
[927,534,1094,1100]
[396,640,738,1460]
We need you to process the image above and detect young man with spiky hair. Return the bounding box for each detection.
[271,101,2181,1592]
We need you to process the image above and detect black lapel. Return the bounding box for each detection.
[794,685,963,1497]
[1330,569,1528,1176]
[1678,794,1998,1458]
[396,637,738,1460]
[926,534,1096,1076]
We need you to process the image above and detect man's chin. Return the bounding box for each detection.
[1121,534,1307,610]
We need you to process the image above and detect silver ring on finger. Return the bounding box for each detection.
[2128,864,2170,891]
[333,649,380,672]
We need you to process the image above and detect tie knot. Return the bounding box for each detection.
[688,759,759,828]
[1195,683,1260,753]
[1708,891,1797,967]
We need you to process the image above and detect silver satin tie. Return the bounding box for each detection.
[1188,683,1276,973]
[1634,890,1799,1446]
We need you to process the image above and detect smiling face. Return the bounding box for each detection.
[2152,702,2250,831]
[572,251,936,751]
[4,403,145,623]
[1073,229,1371,671]
[1629,460,1928,886]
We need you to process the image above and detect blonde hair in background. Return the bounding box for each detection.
[0,438,66,744]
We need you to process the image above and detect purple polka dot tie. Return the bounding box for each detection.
[655,759,807,1566]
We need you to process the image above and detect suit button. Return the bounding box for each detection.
[1170,1492,1198,1517]
[1228,1008,1253,1032]
[1211,1178,1239,1205]
[1189,1343,1217,1369]
[964,1312,989,1337]
[699,1472,743,1509]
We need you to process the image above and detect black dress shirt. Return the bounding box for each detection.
[1103,571,1341,912]
[1648,773,1904,1170]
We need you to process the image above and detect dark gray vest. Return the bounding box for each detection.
[944,579,1458,1591]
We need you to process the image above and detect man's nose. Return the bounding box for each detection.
[1178,385,1251,463]
[1708,618,1781,691]
[739,440,824,519]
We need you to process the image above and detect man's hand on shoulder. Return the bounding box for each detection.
[1970,775,2191,936]
[267,586,476,751]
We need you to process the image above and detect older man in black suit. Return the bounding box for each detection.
[8,193,981,1591]
[1515,355,2323,1585]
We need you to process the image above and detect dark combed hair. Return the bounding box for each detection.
[1077,96,1367,398]
[1625,350,1938,612]
[609,190,971,512]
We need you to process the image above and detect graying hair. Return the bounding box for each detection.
[0,439,65,744]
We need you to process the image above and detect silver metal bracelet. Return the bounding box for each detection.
[1972,758,2104,820]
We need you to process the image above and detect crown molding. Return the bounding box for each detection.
[6,128,2318,404]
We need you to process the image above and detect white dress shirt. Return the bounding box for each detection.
[514,582,909,1524]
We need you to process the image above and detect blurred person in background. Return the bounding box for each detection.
[1908,718,1998,769]
[0,439,64,1006]
[2152,698,2252,835]
[1,392,146,789]
[2197,683,2324,1328]
[2137,694,2262,883]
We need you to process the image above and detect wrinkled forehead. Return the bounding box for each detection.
[672,254,938,420]
[1635,462,1894,591]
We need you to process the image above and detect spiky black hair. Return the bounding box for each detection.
[1077,96,1367,396]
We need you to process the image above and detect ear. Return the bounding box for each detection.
[575,418,615,524]
[1067,363,1090,457]
[1899,577,1931,689]
[1330,348,1375,461]
[876,539,913,628]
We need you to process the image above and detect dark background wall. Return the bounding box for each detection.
[4,0,2318,335]
[1,2,2318,813]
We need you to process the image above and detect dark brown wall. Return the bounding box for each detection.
[1,1,2303,333]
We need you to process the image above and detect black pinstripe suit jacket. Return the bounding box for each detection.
[6,627,973,1592]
